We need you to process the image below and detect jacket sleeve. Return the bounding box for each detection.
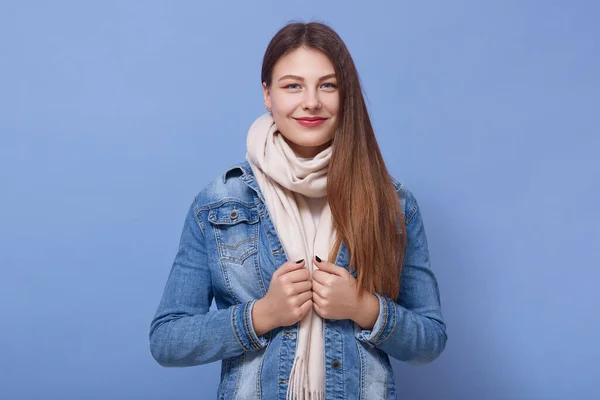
[355,188,447,364]
[149,200,268,367]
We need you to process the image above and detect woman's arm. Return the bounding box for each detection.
[355,189,447,364]
[149,200,268,367]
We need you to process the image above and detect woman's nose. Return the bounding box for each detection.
[302,89,321,110]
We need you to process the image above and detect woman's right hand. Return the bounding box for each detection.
[252,260,313,336]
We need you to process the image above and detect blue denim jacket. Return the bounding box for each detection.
[149,160,446,399]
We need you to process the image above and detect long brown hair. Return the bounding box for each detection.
[261,22,406,299]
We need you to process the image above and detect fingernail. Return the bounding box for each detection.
[315,255,322,263]
[296,259,304,264]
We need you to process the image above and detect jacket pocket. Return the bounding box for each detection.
[208,202,259,265]
[208,201,264,303]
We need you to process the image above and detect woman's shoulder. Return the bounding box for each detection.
[191,160,257,210]
[389,174,420,224]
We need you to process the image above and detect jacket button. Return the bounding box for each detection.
[331,360,341,369]
[230,207,238,220]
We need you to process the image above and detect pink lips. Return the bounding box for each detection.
[294,117,326,127]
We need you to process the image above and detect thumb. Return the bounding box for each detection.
[274,259,305,278]
[313,256,343,276]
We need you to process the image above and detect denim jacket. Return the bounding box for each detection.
[149,160,447,399]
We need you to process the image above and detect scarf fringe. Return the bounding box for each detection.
[286,355,325,400]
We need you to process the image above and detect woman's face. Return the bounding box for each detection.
[263,47,340,158]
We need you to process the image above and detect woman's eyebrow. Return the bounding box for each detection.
[278,73,337,82]
[319,74,336,81]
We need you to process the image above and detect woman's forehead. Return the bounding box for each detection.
[272,47,336,80]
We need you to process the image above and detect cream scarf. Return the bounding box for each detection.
[246,113,334,400]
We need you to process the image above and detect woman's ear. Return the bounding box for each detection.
[262,82,272,111]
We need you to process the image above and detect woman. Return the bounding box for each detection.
[150,22,446,400]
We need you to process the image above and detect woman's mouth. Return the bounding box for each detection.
[294,117,326,127]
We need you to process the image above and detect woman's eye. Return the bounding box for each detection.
[321,82,337,89]
[285,84,301,89]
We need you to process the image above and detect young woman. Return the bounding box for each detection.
[150,22,446,400]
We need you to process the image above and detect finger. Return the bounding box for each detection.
[313,256,344,276]
[295,290,313,305]
[313,270,336,287]
[311,279,326,296]
[274,259,305,278]
[312,300,323,317]
[292,280,312,294]
[300,298,313,317]
[312,289,325,306]
[312,269,330,284]
[284,267,311,283]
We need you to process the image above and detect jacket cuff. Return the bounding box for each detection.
[231,300,269,352]
[355,293,396,347]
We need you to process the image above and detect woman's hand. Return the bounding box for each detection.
[312,256,379,329]
[253,260,313,335]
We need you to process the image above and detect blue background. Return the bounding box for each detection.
[1,1,598,399]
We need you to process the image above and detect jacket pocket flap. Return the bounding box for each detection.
[208,202,259,225]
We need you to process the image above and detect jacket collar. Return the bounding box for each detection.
[222,160,265,203]
[222,160,253,181]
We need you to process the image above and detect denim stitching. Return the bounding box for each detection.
[213,215,259,265]
[380,350,388,399]
[213,229,257,263]
[231,305,248,352]
[198,197,257,211]
[194,209,206,237]
[222,164,251,183]
[379,297,397,343]
[192,198,206,237]
[256,339,271,400]
[213,229,241,305]
[209,206,260,225]
[253,229,267,296]
[219,237,256,250]
[341,333,346,400]
[258,205,289,262]
[406,201,418,224]
[249,303,266,349]
[243,302,257,349]
[250,301,264,349]
[244,301,261,349]
[216,236,259,265]
[372,295,388,344]
[356,340,366,399]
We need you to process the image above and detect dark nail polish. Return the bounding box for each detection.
[296,259,304,264]
[315,255,322,263]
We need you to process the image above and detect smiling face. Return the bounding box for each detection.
[263,47,340,158]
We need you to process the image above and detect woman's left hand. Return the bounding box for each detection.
[311,256,362,321]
